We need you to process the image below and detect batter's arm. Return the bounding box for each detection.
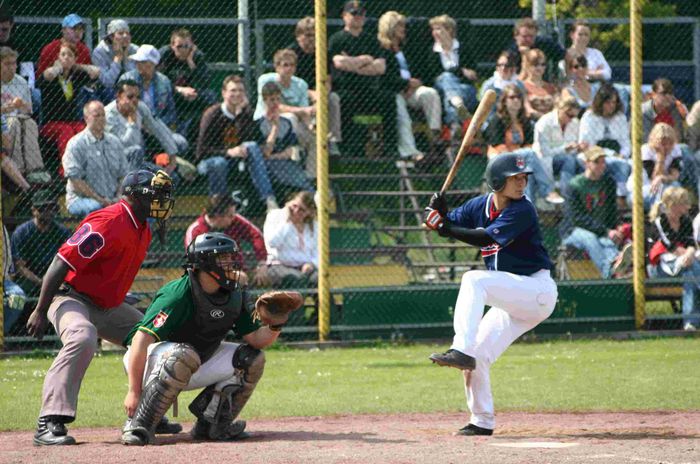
[438,221,495,247]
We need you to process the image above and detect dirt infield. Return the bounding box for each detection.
[1,411,698,464]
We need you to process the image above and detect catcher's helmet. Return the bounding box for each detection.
[121,169,174,220]
[186,232,242,291]
[484,152,533,192]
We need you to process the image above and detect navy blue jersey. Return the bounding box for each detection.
[446,193,553,275]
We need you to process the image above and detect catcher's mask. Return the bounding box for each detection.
[122,169,174,221]
[186,233,242,291]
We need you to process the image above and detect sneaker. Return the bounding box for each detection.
[535,198,555,212]
[429,349,476,370]
[455,424,493,436]
[684,322,697,331]
[266,197,279,212]
[121,427,150,446]
[328,140,341,156]
[545,191,565,205]
[33,416,76,446]
[454,102,471,123]
[155,415,182,434]
[611,243,633,277]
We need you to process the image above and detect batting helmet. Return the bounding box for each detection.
[121,169,174,220]
[186,232,242,291]
[484,152,533,192]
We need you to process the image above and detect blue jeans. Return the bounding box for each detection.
[650,259,700,327]
[679,144,700,197]
[67,197,102,217]
[552,153,581,198]
[512,148,554,202]
[604,157,631,197]
[563,227,619,279]
[3,279,26,335]
[434,72,478,125]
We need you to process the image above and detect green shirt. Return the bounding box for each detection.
[124,274,259,347]
[567,173,619,236]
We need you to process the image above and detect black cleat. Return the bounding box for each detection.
[33,416,76,446]
[429,349,476,370]
[191,419,249,441]
[155,415,182,434]
[455,424,493,436]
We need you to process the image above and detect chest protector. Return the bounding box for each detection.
[169,270,243,362]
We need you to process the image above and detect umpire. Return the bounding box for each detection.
[26,170,176,446]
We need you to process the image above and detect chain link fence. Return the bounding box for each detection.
[2,0,699,350]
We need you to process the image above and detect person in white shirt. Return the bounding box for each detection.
[579,83,631,201]
[533,97,587,198]
[263,191,318,288]
[627,122,682,210]
[567,20,612,81]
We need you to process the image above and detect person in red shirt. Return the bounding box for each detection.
[36,14,93,79]
[185,193,269,287]
[25,169,176,446]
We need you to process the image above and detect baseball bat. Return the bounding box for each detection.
[439,89,498,195]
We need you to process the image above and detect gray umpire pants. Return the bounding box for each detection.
[40,287,143,420]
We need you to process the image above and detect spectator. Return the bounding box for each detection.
[533,97,585,198]
[519,48,558,119]
[648,186,699,331]
[482,84,563,207]
[479,50,525,101]
[425,14,478,135]
[157,28,216,138]
[1,123,31,193]
[263,191,318,288]
[579,83,632,202]
[254,48,317,177]
[0,7,39,117]
[119,45,178,128]
[91,19,138,91]
[642,78,687,143]
[196,75,267,201]
[567,20,612,82]
[105,79,186,172]
[563,147,623,279]
[627,122,682,210]
[288,17,343,147]
[62,101,129,216]
[329,1,388,148]
[36,14,93,78]
[2,225,26,336]
[507,17,565,81]
[562,53,600,115]
[11,190,71,296]
[37,40,99,163]
[377,11,444,162]
[255,82,314,198]
[184,193,269,288]
[1,47,47,184]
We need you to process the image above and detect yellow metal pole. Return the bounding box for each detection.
[315,0,331,341]
[0,153,3,350]
[630,0,646,329]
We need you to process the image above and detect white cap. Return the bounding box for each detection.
[129,44,160,65]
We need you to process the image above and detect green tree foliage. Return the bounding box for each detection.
[518,0,676,48]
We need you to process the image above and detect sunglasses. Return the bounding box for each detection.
[506,94,521,100]
[571,64,583,70]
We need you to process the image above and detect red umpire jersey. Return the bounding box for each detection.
[57,200,151,309]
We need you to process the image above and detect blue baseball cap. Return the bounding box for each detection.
[62,14,84,28]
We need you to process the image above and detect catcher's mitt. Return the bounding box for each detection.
[252,291,304,327]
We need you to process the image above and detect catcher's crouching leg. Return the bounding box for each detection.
[122,344,201,446]
[188,344,265,441]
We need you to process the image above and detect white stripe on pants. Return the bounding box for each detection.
[450,269,557,430]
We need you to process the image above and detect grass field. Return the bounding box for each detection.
[1,337,698,432]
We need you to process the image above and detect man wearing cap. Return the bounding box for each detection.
[562,146,625,279]
[92,19,139,90]
[328,1,386,135]
[119,44,178,129]
[36,14,93,78]
[11,191,71,296]
[62,100,130,217]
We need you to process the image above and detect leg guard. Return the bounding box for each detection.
[229,345,265,421]
[122,344,200,445]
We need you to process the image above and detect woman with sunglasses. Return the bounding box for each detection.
[562,53,600,115]
[567,20,611,82]
[480,50,525,102]
[519,49,558,119]
[483,84,564,207]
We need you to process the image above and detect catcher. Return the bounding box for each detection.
[120,232,302,446]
